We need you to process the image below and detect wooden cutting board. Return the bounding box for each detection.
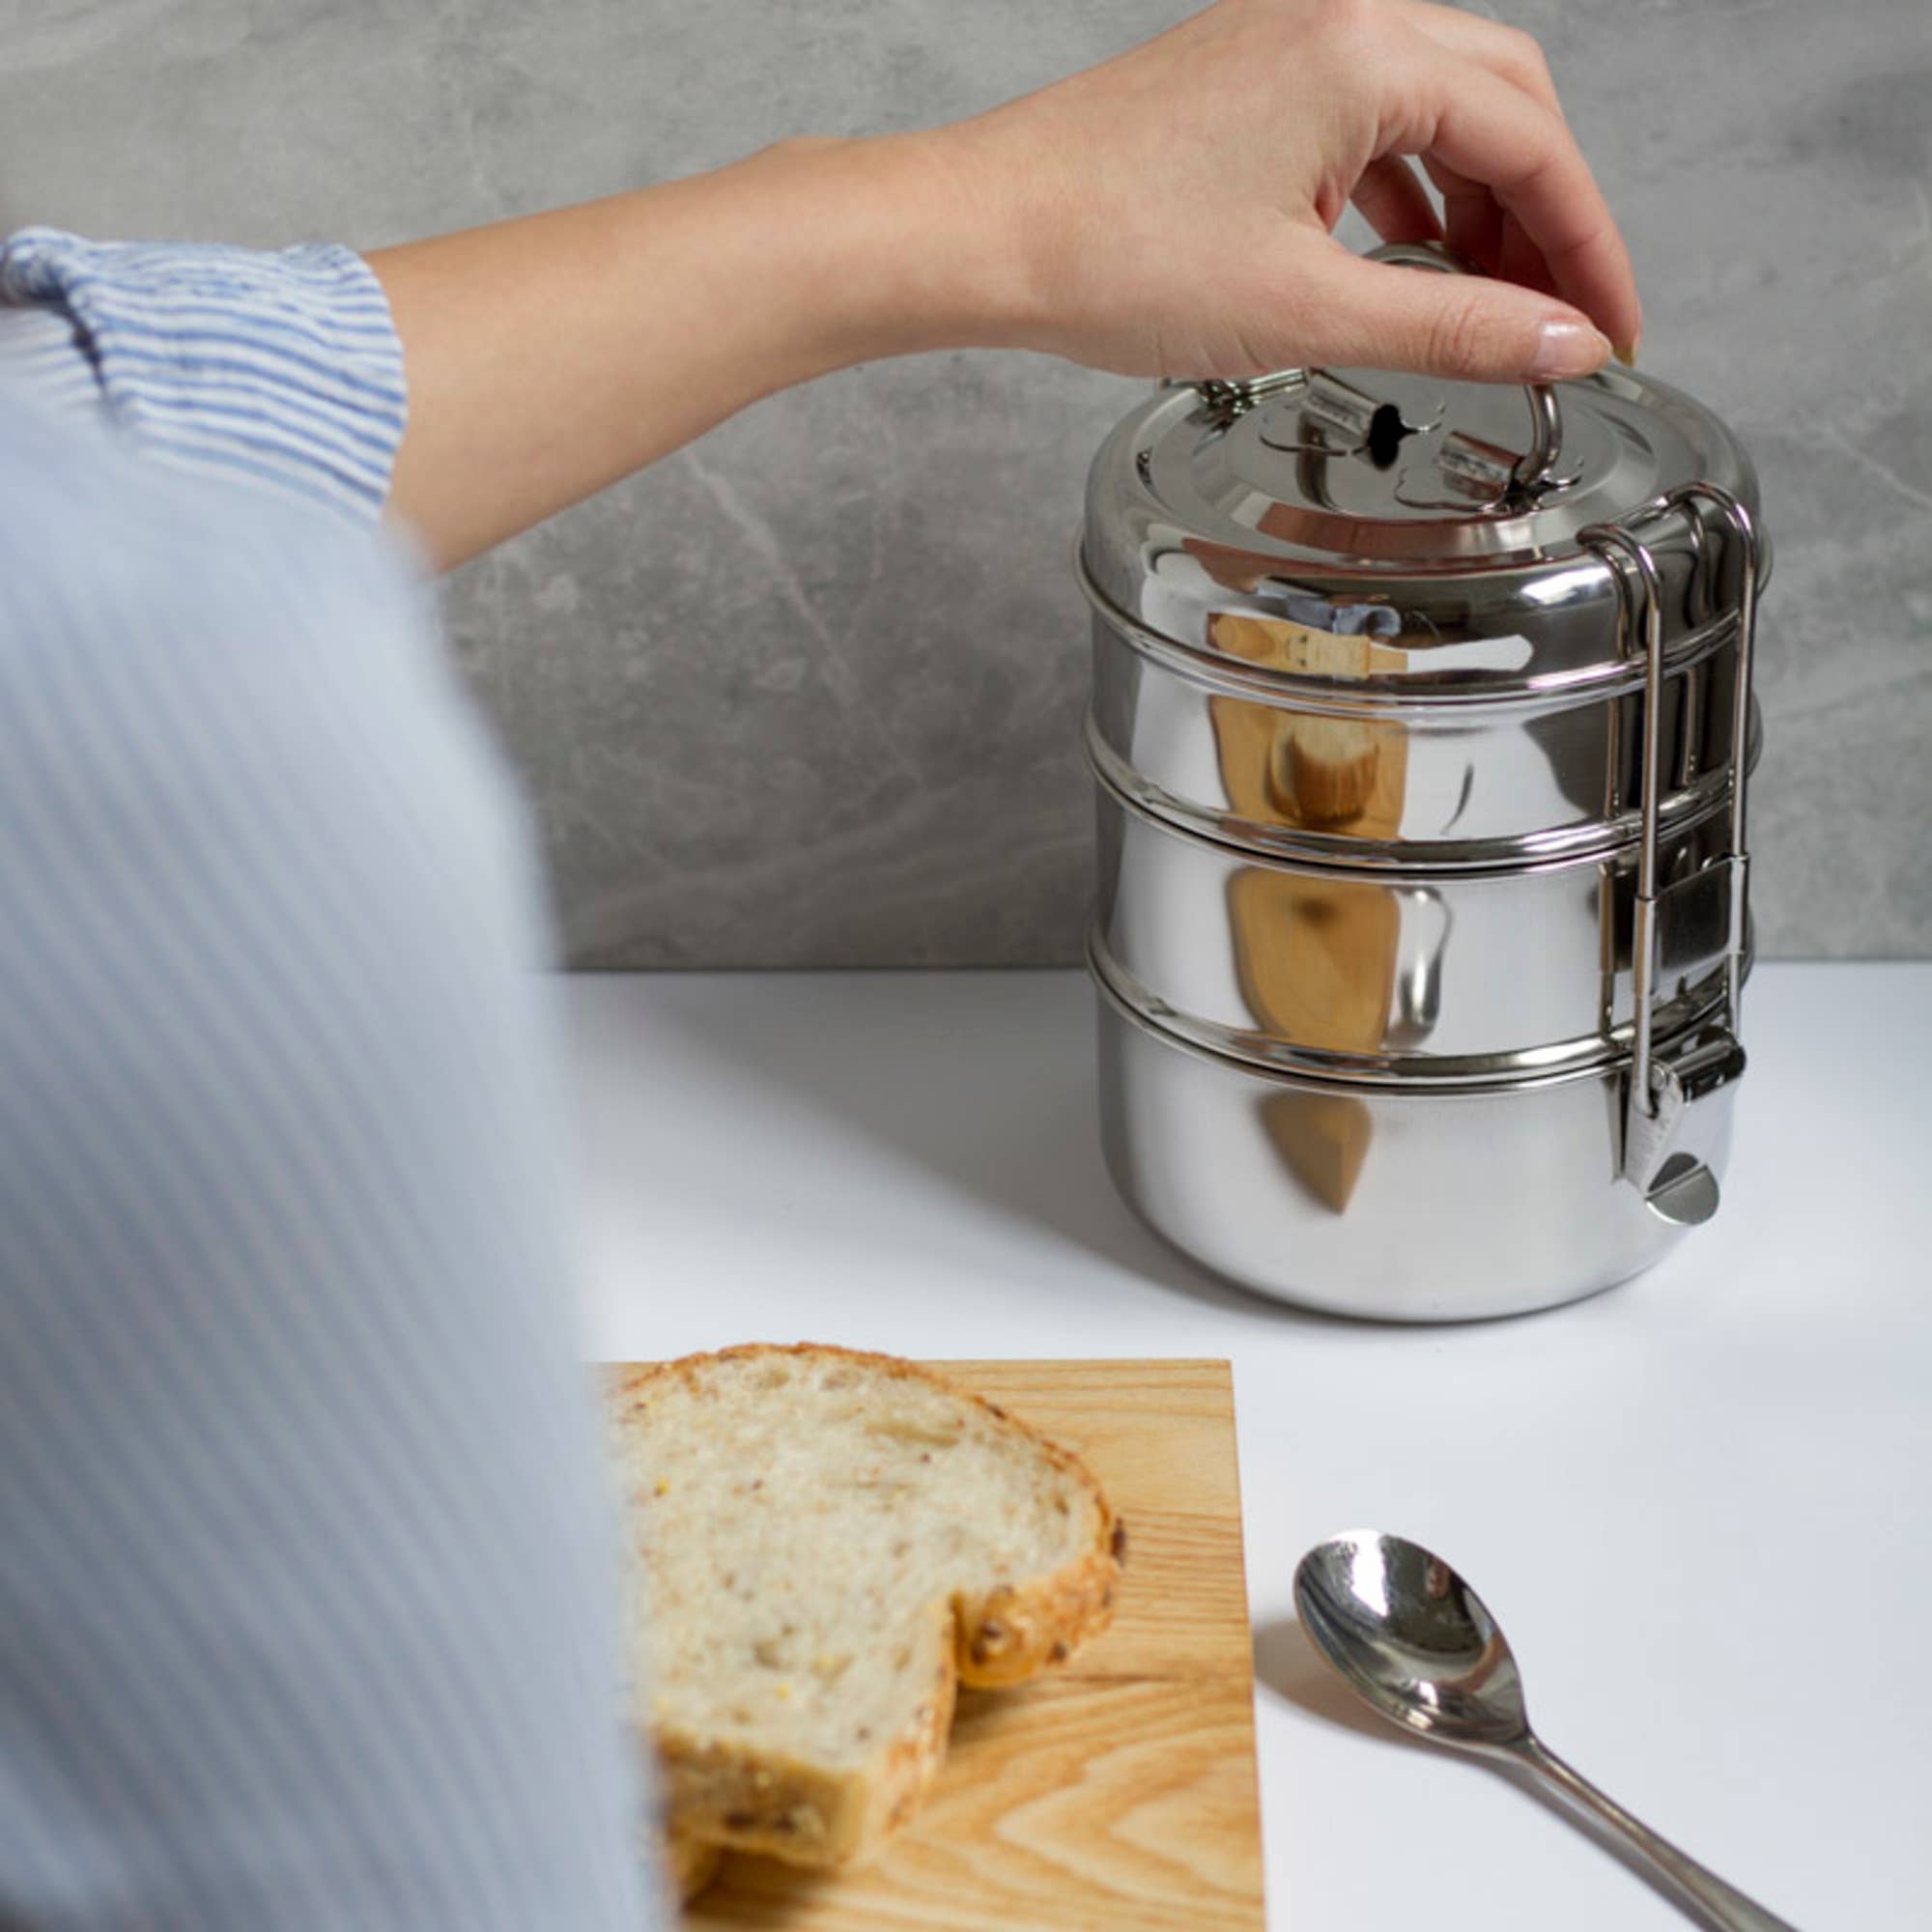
[680,1357,1264,1932]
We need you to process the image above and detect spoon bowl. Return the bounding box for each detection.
[1293,1528,1529,1750]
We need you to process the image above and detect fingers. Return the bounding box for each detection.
[1406,58,1640,357]
[1375,13,1637,355]
[1351,155,1442,244]
[1398,2,1564,116]
[1420,156,1504,275]
[1495,209,1560,299]
[1286,240,1611,384]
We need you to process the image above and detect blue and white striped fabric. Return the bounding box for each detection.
[0,228,408,526]
[0,239,659,1929]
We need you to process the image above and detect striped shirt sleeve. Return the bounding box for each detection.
[0,226,406,527]
[0,397,659,1928]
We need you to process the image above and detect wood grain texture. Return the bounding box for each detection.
[676,1358,1264,1932]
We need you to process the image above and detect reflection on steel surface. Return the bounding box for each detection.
[1261,1090,1373,1214]
[1207,609,1408,834]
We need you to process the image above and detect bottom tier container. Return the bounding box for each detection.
[1093,942,1740,1321]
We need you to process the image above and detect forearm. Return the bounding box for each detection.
[370,133,1012,570]
[370,1,1642,573]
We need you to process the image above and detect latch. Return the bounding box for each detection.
[1582,486,1763,1226]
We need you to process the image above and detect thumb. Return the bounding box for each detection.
[1286,246,1612,384]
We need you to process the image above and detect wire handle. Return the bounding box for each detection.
[1365,241,1564,495]
[1193,240,1567,498]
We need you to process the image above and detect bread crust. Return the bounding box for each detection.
[609,1344,1123,1869]
[661,1826,723,1903]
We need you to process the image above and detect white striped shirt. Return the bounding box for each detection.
[0,232,660,1929]
[0,229,407,522]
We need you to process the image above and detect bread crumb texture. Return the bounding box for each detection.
[606,1345,1122,1869]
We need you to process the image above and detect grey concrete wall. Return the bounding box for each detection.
[3,0,1926,964]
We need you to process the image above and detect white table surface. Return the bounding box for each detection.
[566,960,1932,1932]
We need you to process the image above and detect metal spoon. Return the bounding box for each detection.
[1293,1530,1800,1932]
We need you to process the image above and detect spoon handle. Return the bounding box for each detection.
[1512,1736,1801,1932]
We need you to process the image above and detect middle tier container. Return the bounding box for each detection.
[1090,692,1755,1085]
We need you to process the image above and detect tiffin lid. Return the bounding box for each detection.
[1081,254,1765,698]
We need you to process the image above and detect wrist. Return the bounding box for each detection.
[736,127,1040,372]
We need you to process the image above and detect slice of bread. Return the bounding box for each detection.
[607,1345,1123,1870]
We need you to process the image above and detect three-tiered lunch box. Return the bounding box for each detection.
[1078,245,1768,1320]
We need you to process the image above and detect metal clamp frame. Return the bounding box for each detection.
[1580,485,1761,1214]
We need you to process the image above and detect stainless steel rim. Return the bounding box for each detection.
[1088,923,1746,1094]
[1076,542,1747,719]
[1084,705,1762,876]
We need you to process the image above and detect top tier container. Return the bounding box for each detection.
[1080,244,1768,1321]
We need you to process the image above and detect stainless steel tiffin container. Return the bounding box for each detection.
[1078,245,1769,1321]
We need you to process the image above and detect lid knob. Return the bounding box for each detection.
[1197,241,1571,504]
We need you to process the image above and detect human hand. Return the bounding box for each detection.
[926,0,1638,384]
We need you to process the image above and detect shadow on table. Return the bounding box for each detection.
[1253,1615,1398,1743]
[1255,1615,1735,1921]
[644,976,1323,1322]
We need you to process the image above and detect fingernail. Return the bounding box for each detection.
[1614,330,1641,367]
[1528,318,1613,382]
